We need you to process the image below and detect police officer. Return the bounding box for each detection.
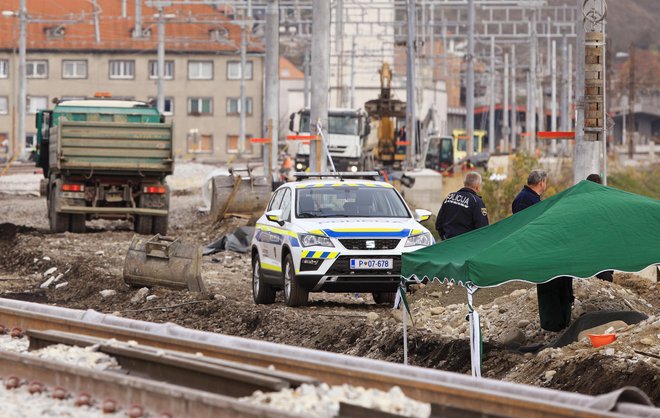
[435,172,488,240]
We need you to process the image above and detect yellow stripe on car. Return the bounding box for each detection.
[256,224,298,238]
[261,262,282,272]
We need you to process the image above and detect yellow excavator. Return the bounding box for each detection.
[364,63,407,168]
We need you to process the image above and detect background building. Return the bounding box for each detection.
[0,0,264,162]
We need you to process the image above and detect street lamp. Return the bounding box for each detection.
[1,0,26,159]
[153,10,176,115]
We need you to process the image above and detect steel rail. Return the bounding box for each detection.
[0,299,657,418]
[0,349,301,418]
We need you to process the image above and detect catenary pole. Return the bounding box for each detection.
[157,7,165,114]
[466,0,475,159]
[406,0,417,168]
[488,36,495,154]
[17,0,26,157]
[265,0,279,179]
[503,52,509,153]
[551,39,557,155]
[310,0,329,171]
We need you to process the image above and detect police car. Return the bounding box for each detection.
[251,172,434,307]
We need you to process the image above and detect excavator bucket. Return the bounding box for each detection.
[210,168,271,222]
[123,235,206,293]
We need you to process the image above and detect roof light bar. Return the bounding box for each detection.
[293,171,380,181]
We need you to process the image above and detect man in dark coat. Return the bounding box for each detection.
[513,169,573,332]
[436,172,489,240]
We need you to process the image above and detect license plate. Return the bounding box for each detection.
[350,258,392,270]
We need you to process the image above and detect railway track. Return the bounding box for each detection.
[0,298,658,418]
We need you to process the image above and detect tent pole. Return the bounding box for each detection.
[403,293,408,366]
[467,284,482,378]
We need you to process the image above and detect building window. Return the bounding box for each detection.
[186,130,213,154]
[0,97,7,115]
[148,97,174,116]
[226,97,253,116]
[26,60,48,78]
[227,134,253,154]
[62,60,87,79]
[188,61,213,80]
[227,61,253,80]
[27,96,48,114]
[148,60,174,80]
[109,60,135,79]
[188,97,212,115]
[0,60,8,78]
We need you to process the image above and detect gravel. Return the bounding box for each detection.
[242,383,430,418]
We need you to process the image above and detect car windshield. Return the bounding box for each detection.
[296,186,410,218]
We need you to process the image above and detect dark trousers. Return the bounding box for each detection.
[537,277,574,332]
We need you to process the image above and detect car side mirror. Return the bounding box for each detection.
[288,113,295,132]
[414,209,432,222]
[266,209,284,225]
[364,123,371,137]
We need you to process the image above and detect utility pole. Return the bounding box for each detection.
[133,0,142,37]
[406,0,417,168]
[310,0,329,172]
[17,0,26,157]
[529,11,537,154]
[510,45,516,151]
[335,0,344,107]
[466,0,475,159]
[238,2,249,157]
[157,7,165,114]
[627,44,635,159]
[350,36,356,109]
[264,0,279,179]
[560,34,569,156]
[551,40,557,155]
[503,52,509,153]
[488,36,495,154]
[303,47,310,108]
[573,0,599,184]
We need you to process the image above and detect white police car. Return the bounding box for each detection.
[251,172,434,307]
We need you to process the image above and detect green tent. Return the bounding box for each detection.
[400,180,660,377]
[402,180,660,287]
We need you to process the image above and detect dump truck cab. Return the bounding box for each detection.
[36,96,174,234]
[289,108,370,172]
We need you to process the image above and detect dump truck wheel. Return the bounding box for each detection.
[152,215,168,236]
[372,292,397,305]
[283,254,308,307]
[48,192,69,233]
[69,215,86,233]
[134,215,153,235]
[252,255,276,305]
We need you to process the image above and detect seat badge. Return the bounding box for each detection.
[366,240,376,249]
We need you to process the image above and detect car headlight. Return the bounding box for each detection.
[405,232,433,247]
[296,163,303,170]
[299,233,334,248]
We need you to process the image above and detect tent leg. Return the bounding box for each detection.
[403,299,408,365]
[467,285,482,378]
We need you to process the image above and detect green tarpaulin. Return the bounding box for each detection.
[402,180,660,288]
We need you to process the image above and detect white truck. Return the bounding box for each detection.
[288,108,370,172]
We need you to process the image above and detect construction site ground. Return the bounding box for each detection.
[0,165,658,406]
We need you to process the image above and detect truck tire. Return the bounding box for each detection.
[283,254,308,307]
[372,292,397,305]
[152,215,168,236]
[134,215,153,235]
[69,215,86,233]
[252,254,276,305]
[48,192,69,233]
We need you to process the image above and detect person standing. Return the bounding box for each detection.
[512,169,548,213]
[435,172,489,240]
[586,173,614,282]
[513,169,573,332]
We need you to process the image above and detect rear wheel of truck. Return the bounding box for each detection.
[152,215,168,236]
[134,215,153,235]
[69,215,86,233]
[48,191,69,233]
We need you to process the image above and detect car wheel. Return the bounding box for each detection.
[252,254,276,305]
[372,292,397,305]
[283,254,308,307]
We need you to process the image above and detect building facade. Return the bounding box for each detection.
[0,1,264,163]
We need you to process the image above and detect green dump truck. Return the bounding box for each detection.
[36,98,174,234]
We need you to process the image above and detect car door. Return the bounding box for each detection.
[269,187,293,273]
[260,189,284,273]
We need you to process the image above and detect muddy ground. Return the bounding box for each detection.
[0,188,658,405]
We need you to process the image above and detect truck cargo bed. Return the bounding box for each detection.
[49,120,174,174]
